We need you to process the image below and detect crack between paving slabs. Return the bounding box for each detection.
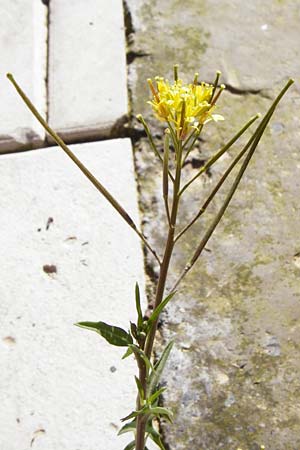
[122,1,173,449]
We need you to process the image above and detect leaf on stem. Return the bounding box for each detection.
[75,321,133,347]
[119,418,165,450]
[146,292,176,333]
[147,341,174,395]
[121,404,173,423]
[130,322,139,340]
[148,406,173,423]
[135,376,145,403]
[147,387,166,406]
[148,425,167,450]
[135,282,143,330]
[117,418,162,449]
[121,410,140,422]
[122,347,134,359]
[123,440,135,450]
[118,420,137,436]
[128,344,153,374]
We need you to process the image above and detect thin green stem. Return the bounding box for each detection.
[145,141,182,357]
[135,141,183,450]
[210,70,221,102]
[166,119,177,148]
[136,114,175,183]
[163,130,172,227]
[7,73,161,266]
[182,125,203,165]
[182,128,197,150]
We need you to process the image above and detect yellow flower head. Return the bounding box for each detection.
[147,71,224,140]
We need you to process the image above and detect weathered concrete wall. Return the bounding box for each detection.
[126,1,300,448]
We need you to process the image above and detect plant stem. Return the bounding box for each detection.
[135,141,182,449]
[137,114,175,183]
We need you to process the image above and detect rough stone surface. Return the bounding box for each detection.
[48,0,128,142]
[127,1,300,448]
[0,0,47,152]
[0,139,147,450]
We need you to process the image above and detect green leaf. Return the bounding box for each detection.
[135,376,145,402]
[122,347,133,360]
[146,423,160,438]
[121,410,139,422]
[148,427,166,450]
[130,322,138,340]
[129,344,153,374]
[147,387,166,406]
[123,441,135,450]
[148,341,174,395]
[149,406,173,423]
[118,420,136,436]
[146,292,176,332]
[118,419,161,441]
[75,321,133,347]
[135,282,143,329]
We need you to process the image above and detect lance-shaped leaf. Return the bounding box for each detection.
[148,426,167,450]
[118,420,137,436]
[75,321,133,347]
[135,376,145,403]
[147,341,174,395]
[122,346,134,360]
[146,292,176,333]
[119,419,164,450]
[135,282,143,330]
[128,344,153,374]
[147,386,166,406]
[121,406,147,422]
[121,403,173,423]
[148,406,173,423]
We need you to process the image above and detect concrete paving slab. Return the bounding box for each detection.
[48,0,128,142]
[127,1,300,448]
[0,0,47,153]
[0,139,146,450]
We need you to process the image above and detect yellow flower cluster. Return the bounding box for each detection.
[147,75,224,140]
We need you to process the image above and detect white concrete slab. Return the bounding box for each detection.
[0,139,146,450]
[0,0,47,152]
[48,0,128,142]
